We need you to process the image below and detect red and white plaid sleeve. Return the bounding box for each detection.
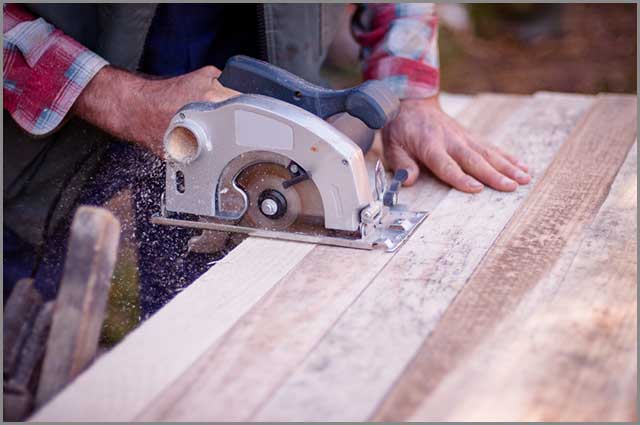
[353,3,439,99]
[3,4,108,136]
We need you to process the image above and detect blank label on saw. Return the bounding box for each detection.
[235,110,294,151]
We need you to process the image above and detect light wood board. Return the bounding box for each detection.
[32,93,637,422]
[30,93,470,422]
[374,94,637,421]
[254,92,594,422]
[30,238,316,421]
[409,142,637,422]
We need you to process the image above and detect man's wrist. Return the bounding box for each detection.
[400,94,441,110]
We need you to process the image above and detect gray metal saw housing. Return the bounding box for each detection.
[162,94,374,232]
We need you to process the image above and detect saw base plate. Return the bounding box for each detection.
[151,208,428,253]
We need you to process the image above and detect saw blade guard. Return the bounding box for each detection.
[162,95,374,232]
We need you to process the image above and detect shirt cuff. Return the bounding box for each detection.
[364,57,440,99]
[3,6,108,136]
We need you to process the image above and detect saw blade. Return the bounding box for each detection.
[235,162,325,232]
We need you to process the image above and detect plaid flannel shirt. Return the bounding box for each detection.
[3,4,108,135]
[354,3,439,99]
[3,3,439,136]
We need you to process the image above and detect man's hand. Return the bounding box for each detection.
[382,96,531,192]
[75,65,239,157]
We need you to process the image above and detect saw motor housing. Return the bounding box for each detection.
[163,94,373,232]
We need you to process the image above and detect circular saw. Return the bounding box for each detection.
[152,56,427,252]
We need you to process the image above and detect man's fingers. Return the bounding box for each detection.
[471,142,531,183]
[491,144,529,172]
[483,147,531,185]
[384,142,421,186]
[421,147,484,193]
[451,145,518,192]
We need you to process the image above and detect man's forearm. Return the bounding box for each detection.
[73,66,170,155]
[73,65,239,157]
[74,67,149,149]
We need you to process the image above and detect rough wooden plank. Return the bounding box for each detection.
[409,142,638,422]
[136,159,452,422]
[31,238,315,421]
[9,301,55,392]
[254,93,593,421]
[135,94,525,422]
[439,92,474,118]
[134,95,476,421]
[3,302,54,421]
[36,207,121,407]
[4,384,33,422]
[30,93,470,422]
[4,278,42,377]
[374,94,637,421]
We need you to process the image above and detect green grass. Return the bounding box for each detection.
[99,244,140,347]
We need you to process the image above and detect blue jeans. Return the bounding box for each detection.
[3,141,226,317]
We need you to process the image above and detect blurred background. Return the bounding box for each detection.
[324,3,637,93]
[100,2,637,347]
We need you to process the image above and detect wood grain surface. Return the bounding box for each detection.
[136,103,466,421]
[373,94,637,421]
[31,238,315,421]
[408,142,637,422]
[4,278,42,376]
[31,93,637,422]
[31,93,471,422]
[255,92,593,422]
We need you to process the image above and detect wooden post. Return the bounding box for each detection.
[10,302,55,390]
[3,301,54,421]
[35,206,121,408]
[3,278,43,376]
[3,278,46,421]
[3,383,33,422]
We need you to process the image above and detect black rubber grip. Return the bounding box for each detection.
[218,55,399,130]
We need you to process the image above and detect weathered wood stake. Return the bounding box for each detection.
[35,206,121,408]
[3,278,43,377]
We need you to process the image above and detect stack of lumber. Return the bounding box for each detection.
[32,92,637,422]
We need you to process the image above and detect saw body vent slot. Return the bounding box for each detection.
[176,171,185,194]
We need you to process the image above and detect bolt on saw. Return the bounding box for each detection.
[152,56,428,252]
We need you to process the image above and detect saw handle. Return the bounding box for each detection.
[218,55,399,130]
